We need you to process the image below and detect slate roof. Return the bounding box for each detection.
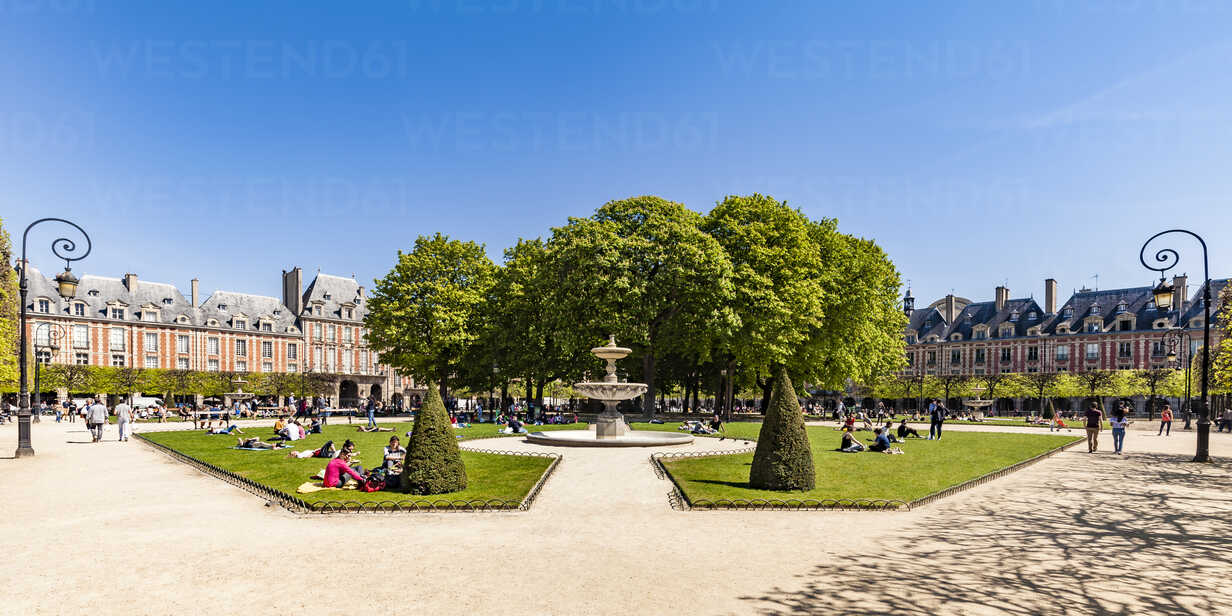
[943,298,1045,340]
[24,266,198,325]
[198,290,300,335]
[906,305,948,341]
[301,273,367,321]
[1180,278,1231,325]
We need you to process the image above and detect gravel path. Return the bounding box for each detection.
[1,419,1228,615]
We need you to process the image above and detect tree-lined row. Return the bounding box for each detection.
[29,364,340,402]
[364,195,908,417]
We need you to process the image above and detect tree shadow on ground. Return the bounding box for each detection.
[740,452,1232,616]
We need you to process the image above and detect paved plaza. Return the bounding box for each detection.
[2,419,1229,616]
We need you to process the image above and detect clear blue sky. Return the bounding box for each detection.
[3,1,1230,306]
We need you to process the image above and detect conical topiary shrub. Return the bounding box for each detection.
[748,367,815,491]
[402,384,468,494]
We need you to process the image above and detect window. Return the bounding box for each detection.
[1056,346,1070,361]
[974,330,988,340]
[75,352,89,365]
[144,332,159,351]
[1085,343,1100,361]
[345,308,354,319]
[1118,342,1132,359]
[288,363,298,373]
[110,307,125,319]
[1000,348,1012,362]
[906,352,914,367]
[1063,307,1073,319]
[313,347,323,369]
[326,326,336,342]
[926,351,937,365]
[287,343,298,360]
[975,349,986,363]
[141,311,157,322]
[37,298,50,313]
[905,335,917,344]
[1118,320,1132,331]
[177,335,189,353]
[1009,310,1019,322]
[314,305,322,316]
[235,340,247,357]
[1146,300,1156,310]
[207,359,220,372]
[144,355,158,369]
[261,322,272,332]
[1057,366,1068,372]
[1027,311,1038,321]
[1027,367,1038,373]
[34,326,51,347]
[343,327,353,343]
[177,357,189,370]
[73,324,88,349]
[1089,304,1100,316]
[236,360,248,372]
[109,328,125,351]
[207,337,220,354]
[360,349,369,373]
[262,361,272,372]
[342,352,352,374]
[261,341,273,358]
[1027,346,1039,361]
[35,349,51,363]
[313,323,322,341]
[233,319,246,330]
[111,354,125,367]
[950,349,960,364]
[999,326,1014,338]
[1151,341,1164,356]
[73,302,85,316]
[1086,322,1101,333]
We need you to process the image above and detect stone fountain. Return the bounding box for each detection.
[525,336,693,447]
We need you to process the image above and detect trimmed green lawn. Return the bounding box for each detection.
[661,427,1080,504]
[630,421,762,441]
[140,422,585,506]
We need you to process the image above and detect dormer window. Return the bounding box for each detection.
[999,325,1015,338]
[177,315,190,324]
[261,322,272,332]
[88,289,100,297]
[162,297,173,305]
[1116,301,1127,314]
[73,302,85,316]
[345,308,354,319]
[324,293,332,300]
[1062,307,1073,319]
[905,334,917,344]
[314,305,322,316]
[234,319,247,330]
[974,329,988,340]
[37,299,50,313]
[207,318,220,327]
[141,311,158,322]
[1089,304,1100,316]
[218,304,228,311]
[950,333,962,341]
[110,307,125,319]
[1146,300,1156,310]
[1009,310,1019,322]
[1027,311,1037,321]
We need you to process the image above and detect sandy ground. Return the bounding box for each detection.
[1,418,1229,616]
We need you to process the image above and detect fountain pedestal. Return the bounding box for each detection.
[594,401,630,438]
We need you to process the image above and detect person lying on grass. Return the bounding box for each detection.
[287,439,338,459]
[678,420,716,435]
[236,437,288,450]
[206,424,243,435]
[896,419,923,439]
[355,424,393,432]
[838,427,865,453]
[323,441,365,488]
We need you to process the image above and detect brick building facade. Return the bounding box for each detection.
[20,262,422,407]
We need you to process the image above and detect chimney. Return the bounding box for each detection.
[282,267,303,315]
[995,286,1009,312]
[944,294,957,323]
[1172,274,1187,312]
[191,278,199,306]
[1044,278,1058,314]
[123,273,138,291]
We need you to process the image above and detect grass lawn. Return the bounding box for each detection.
[661,427,1080,504]
[630,421,763,441]
[140,422,585,506]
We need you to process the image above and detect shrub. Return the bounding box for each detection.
[748,367,815,490]
[402,384,467,494]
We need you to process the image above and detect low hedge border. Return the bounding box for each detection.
[136,433,562,513]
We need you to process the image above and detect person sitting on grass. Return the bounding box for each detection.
[838,427,865,453]
[709,413,724,435]
[323,445,365,488]
[382,436,406,471]
[355,424,393,432]
[868,427,892,452]
[505,416,526,434]
[307,418,322,434]
[881,421,901,443]
[273,416,286,432]
[840,413,856,431]
[896,418,923,439]
[236,436,286,450]
[206,424,243,435]
[271,420,305,441]
[858,411,874,431]
[288,439,338,459]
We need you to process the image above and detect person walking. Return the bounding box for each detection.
[365,395,377,429]
[64,399,75,423]
[1110,406,1132,454]
[929,399,945,440]
[1158,404,1173,436]
[114,398,133,442]
[86,398,109,443]
[1084,401,1104,453]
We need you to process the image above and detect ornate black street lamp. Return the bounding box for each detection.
[32,321,68,420]
[15,218,92,457]
[1140,229,1212,462]
[1160,328,1195,426]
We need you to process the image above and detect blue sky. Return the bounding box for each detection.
[3,1,1230,306]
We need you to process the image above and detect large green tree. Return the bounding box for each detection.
[0,218,17,391]
[366,233,497,399]
[547,196,734,418]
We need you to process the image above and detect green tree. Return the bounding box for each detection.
[749,367,815,491]
[1070,369,1121,409]
[367,233,497,400]
[1131,368,1177,419]
[548,196,734,418]
[700,195,824,408]
[0,218,17,391]
[401,384,467,495]
[972,371,1021,413]
[1211,286,1232,393]
[1020,371,1063,417]
[934,373,970,407]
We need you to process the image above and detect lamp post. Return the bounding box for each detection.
[1140,229,1212,462]
[1161,328,1194,425]
[32,321,68,421]
[14,218,91,457]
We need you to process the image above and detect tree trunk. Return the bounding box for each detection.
[725,357,736,421]
[535,378,545,409]
[642,352,656,419]
[757,373,772,414]
[499,382,508,412]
